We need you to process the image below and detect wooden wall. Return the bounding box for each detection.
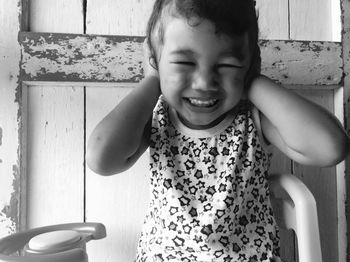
[0,1,346,262]
[0,0,23,237]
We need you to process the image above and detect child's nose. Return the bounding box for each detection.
[191,70,218,91]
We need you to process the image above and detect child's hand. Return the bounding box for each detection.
[143,38,159,78]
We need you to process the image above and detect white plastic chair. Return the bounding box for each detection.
[0,222,106,262]
[269,173,323,262]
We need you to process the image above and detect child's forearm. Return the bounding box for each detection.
[87,76,161,175]
[248,75,349,166]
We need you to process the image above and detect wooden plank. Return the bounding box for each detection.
[19,32,343,86]
[24,0,85,229]
[293,89,338,262]
[86,0,154,35]
[29,0,84,33]
[260,40,342,85]
[26,86,85,228]
[19,33,145,83]
[255,0,289,40]
[0,0,23,237]
[334,87,347,262]
[340,1,350,261]
[85,86,149,262]
[289,0,333,41]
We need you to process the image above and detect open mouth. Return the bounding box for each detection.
[186,98,219,108]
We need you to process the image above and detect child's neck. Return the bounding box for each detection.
[177,109,232,130]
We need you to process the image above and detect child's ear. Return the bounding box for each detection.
[143,38,159,78]
[149,56,158,71]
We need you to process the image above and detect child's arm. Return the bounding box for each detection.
[248,75,350,166]
[86,75,160,175]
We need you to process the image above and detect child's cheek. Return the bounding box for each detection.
[161,73,189,92]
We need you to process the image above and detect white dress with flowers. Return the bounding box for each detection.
[135,96,280,262]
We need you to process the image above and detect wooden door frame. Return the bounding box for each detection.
[15,0,350,261]
[340,0,350,260]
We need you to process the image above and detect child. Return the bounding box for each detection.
[87,0,350,261]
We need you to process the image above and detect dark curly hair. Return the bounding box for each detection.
[146,0,260,87]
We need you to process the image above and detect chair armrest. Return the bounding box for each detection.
[269,173,323,262]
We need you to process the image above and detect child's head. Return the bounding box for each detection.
[146,0,260,130]
[146,0,260,78]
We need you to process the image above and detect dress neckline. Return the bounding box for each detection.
[168,106,239,139]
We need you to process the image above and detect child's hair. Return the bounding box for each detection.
[146,0,261,86]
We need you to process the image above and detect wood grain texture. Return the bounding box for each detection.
[19,32,343,86]
[29,0,84,33]
[340,1,350,261]
[0,0,22,237]
[24,0,86,229]
[260,40,342,85]
[289,0,333,41]
[86,0,154,35]
[255,0,289,40]
[26,86,85,228]
[19,33,145,83]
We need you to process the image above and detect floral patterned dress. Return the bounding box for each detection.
[136,96,280,262]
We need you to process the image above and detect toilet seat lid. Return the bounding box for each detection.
[28,230,81,251]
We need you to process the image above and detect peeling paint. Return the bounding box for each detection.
[19,32,145,83]
[0,213,16,236]
[340,1,350,261]
[19,32,343,86]
[8,164,20,228]
[0,0,22,237]
[260,40,343,85]
[0,164,21,235]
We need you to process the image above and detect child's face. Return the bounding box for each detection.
[157,17,251,130]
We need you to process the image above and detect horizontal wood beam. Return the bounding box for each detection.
[19,32,342,86]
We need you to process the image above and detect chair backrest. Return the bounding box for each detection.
[269,173,323,262]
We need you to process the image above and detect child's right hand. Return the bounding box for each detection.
[143,38,159,78]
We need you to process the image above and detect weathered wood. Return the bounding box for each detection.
[341,0,350,261]
[19,32,343,86]
[26,86,85,228]
[260,40,342,85]
[25,0,85,229]
[19,32,145,83]
[87,0,289,40]
[289,0,333,41]
[0,0,23,237]
[29,0,84,33]
[255,0,289,40]
[86,0,153,35]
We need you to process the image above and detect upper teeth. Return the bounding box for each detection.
[188,98,217,107]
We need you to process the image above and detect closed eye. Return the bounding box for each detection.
[171,61,195,66]
[217,64,243,69]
